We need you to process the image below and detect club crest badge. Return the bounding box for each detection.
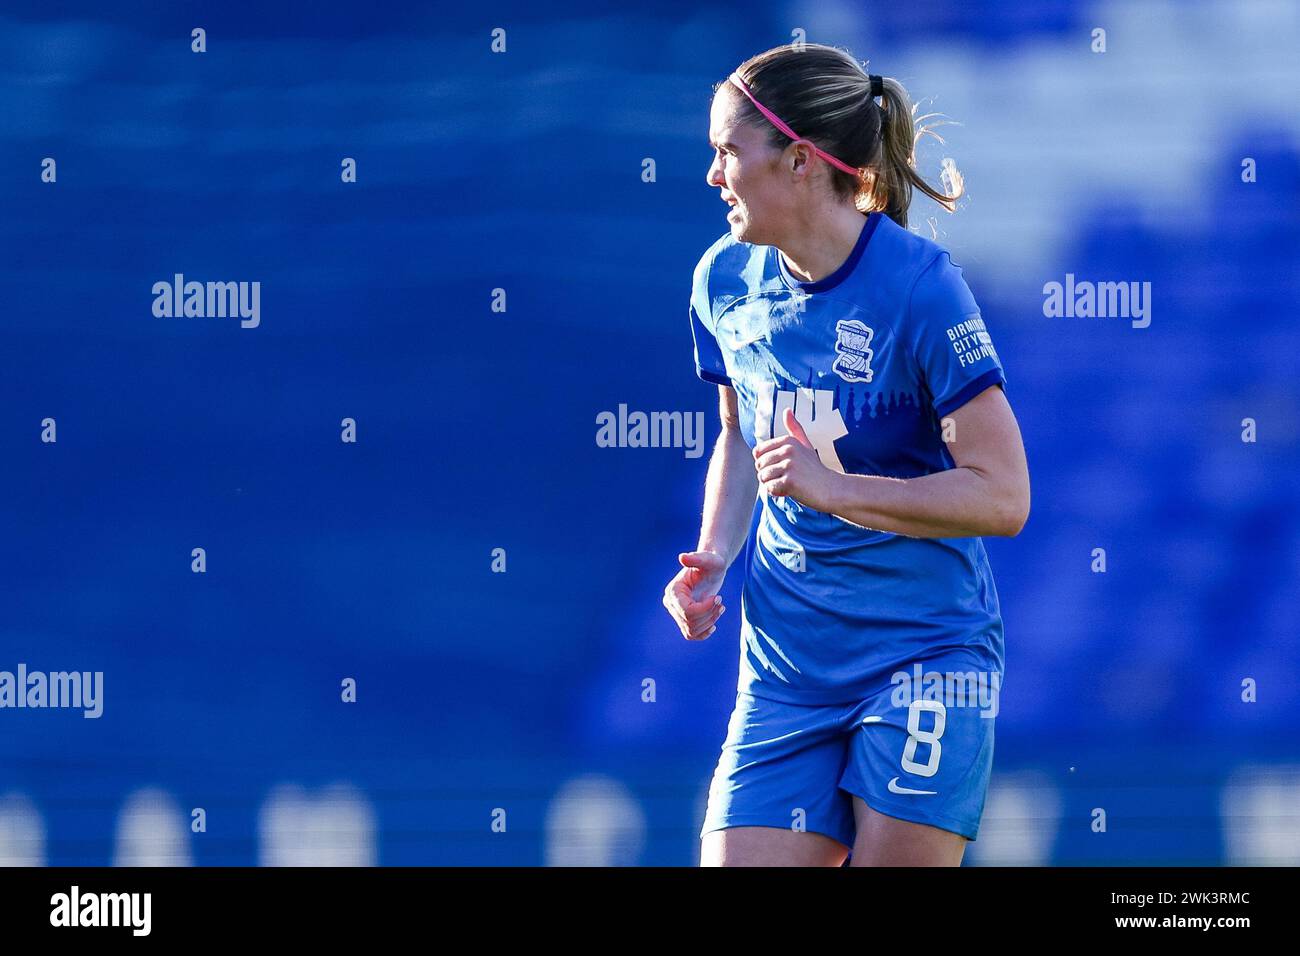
[832,318,875,383]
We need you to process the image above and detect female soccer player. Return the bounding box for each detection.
[663,44,1030,867]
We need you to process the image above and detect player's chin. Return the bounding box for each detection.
[732,218,769,246]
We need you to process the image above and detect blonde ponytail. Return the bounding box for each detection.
[862,75,964,229]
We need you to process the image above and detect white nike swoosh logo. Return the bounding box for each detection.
[887,777,937,795]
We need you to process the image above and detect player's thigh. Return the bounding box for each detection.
[701,825,848,867]
[848,798,967,866]
[837,660,997,861]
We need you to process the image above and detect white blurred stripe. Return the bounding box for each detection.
[966,771,1061,866]
[258,783,376,867]
[545,774,646,867]
[114,788,192,866]
[0,792,46,866]
[1221,765,1300,865]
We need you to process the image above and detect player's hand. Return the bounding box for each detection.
[663,550,727,641]
[753,407,840,510]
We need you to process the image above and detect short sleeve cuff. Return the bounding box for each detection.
[933,368,1005,418]
[696,367,732,386]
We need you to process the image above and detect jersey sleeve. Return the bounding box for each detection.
[689,253,731,386]
[907,251,1006,419]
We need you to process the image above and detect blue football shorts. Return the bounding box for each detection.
[701,665,997,848]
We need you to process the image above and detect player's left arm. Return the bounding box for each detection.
[755,385,1030,538]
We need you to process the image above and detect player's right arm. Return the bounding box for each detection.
[663,384,759,641]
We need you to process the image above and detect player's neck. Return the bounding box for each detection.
[777,205,868,285]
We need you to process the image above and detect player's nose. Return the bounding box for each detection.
[706,155,724,188]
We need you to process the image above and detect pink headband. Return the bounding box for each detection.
[727,71,861,176]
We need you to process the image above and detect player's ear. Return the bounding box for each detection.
[787,140,815,179]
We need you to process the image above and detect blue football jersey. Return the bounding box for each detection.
[688,212,1008,704]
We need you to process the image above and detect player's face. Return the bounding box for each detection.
[707,88,790,246]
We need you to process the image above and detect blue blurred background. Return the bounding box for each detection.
[2,0,1298,866]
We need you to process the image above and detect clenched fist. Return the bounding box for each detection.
[753,406,840,510]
